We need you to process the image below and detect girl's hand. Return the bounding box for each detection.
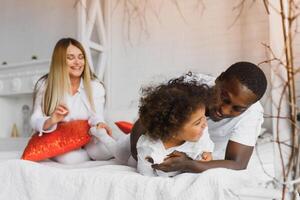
[201,152,212,162]
[50,104,69,124]
[96,122,112,136]
[145,156,154,164]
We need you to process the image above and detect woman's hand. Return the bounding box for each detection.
[152,151,191,172]
[201,152,212,162]
[43,104,69,131]
[50,104,69,124]
[96,122,112,136]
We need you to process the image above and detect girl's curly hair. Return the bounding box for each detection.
[139,75,210,142]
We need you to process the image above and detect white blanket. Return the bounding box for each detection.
[0,158,255,200]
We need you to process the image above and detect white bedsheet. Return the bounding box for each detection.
[0,154,256,200]
[0,135,283,200]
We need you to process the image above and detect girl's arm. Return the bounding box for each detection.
[199,128,215,153]
[137,146,157,177]
[195,128,214,161]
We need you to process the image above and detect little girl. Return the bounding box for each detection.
[136,76,214,177]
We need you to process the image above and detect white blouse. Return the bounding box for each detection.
[30,78,105,135]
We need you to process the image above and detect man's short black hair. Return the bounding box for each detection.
[219,61,267,100]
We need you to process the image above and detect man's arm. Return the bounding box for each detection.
[130,119,146,160]
[152,141,254,173]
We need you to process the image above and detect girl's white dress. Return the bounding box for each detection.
[137,127,214,177]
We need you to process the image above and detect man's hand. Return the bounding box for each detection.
[152,141,254,173]
[152,151,191,172]
[96,122,112,136]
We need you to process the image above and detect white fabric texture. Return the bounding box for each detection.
[0,159,254,200]
[136,127,214,177]
[30,78,106,134]
[52,148,91,164]
[86,128,132,164]
[0,116,279,199]
[190,73,264,159]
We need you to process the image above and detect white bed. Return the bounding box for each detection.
[0,110,284,200]
[0,135,284,200]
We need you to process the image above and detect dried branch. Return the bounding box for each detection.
[263,0,270,14]
[229,0,247,28]
[170,0,188,24]
[252,1,300,198]
[194,0,205,16]
[114,0,205,45]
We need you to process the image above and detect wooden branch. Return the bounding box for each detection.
[170,0,188,24]
[263,0,270,14]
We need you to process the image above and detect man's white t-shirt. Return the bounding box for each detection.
[191,73,264,159]
[137,127,214,177]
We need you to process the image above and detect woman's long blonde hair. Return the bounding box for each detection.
[33,38,97,116]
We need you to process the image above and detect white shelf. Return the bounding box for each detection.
[0,60,50,96]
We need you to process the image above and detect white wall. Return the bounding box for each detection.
[108,0,272,130]
[0,0,77,64]
[0,0,275,137]
[0,0,78,137]
[0,95,32,138]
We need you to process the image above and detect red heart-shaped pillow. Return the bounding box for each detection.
[22,120,91,161]
[115,121,133,134]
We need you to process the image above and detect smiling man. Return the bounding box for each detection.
[131,61,267,173]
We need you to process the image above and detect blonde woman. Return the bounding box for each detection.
[31,38,113,164]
